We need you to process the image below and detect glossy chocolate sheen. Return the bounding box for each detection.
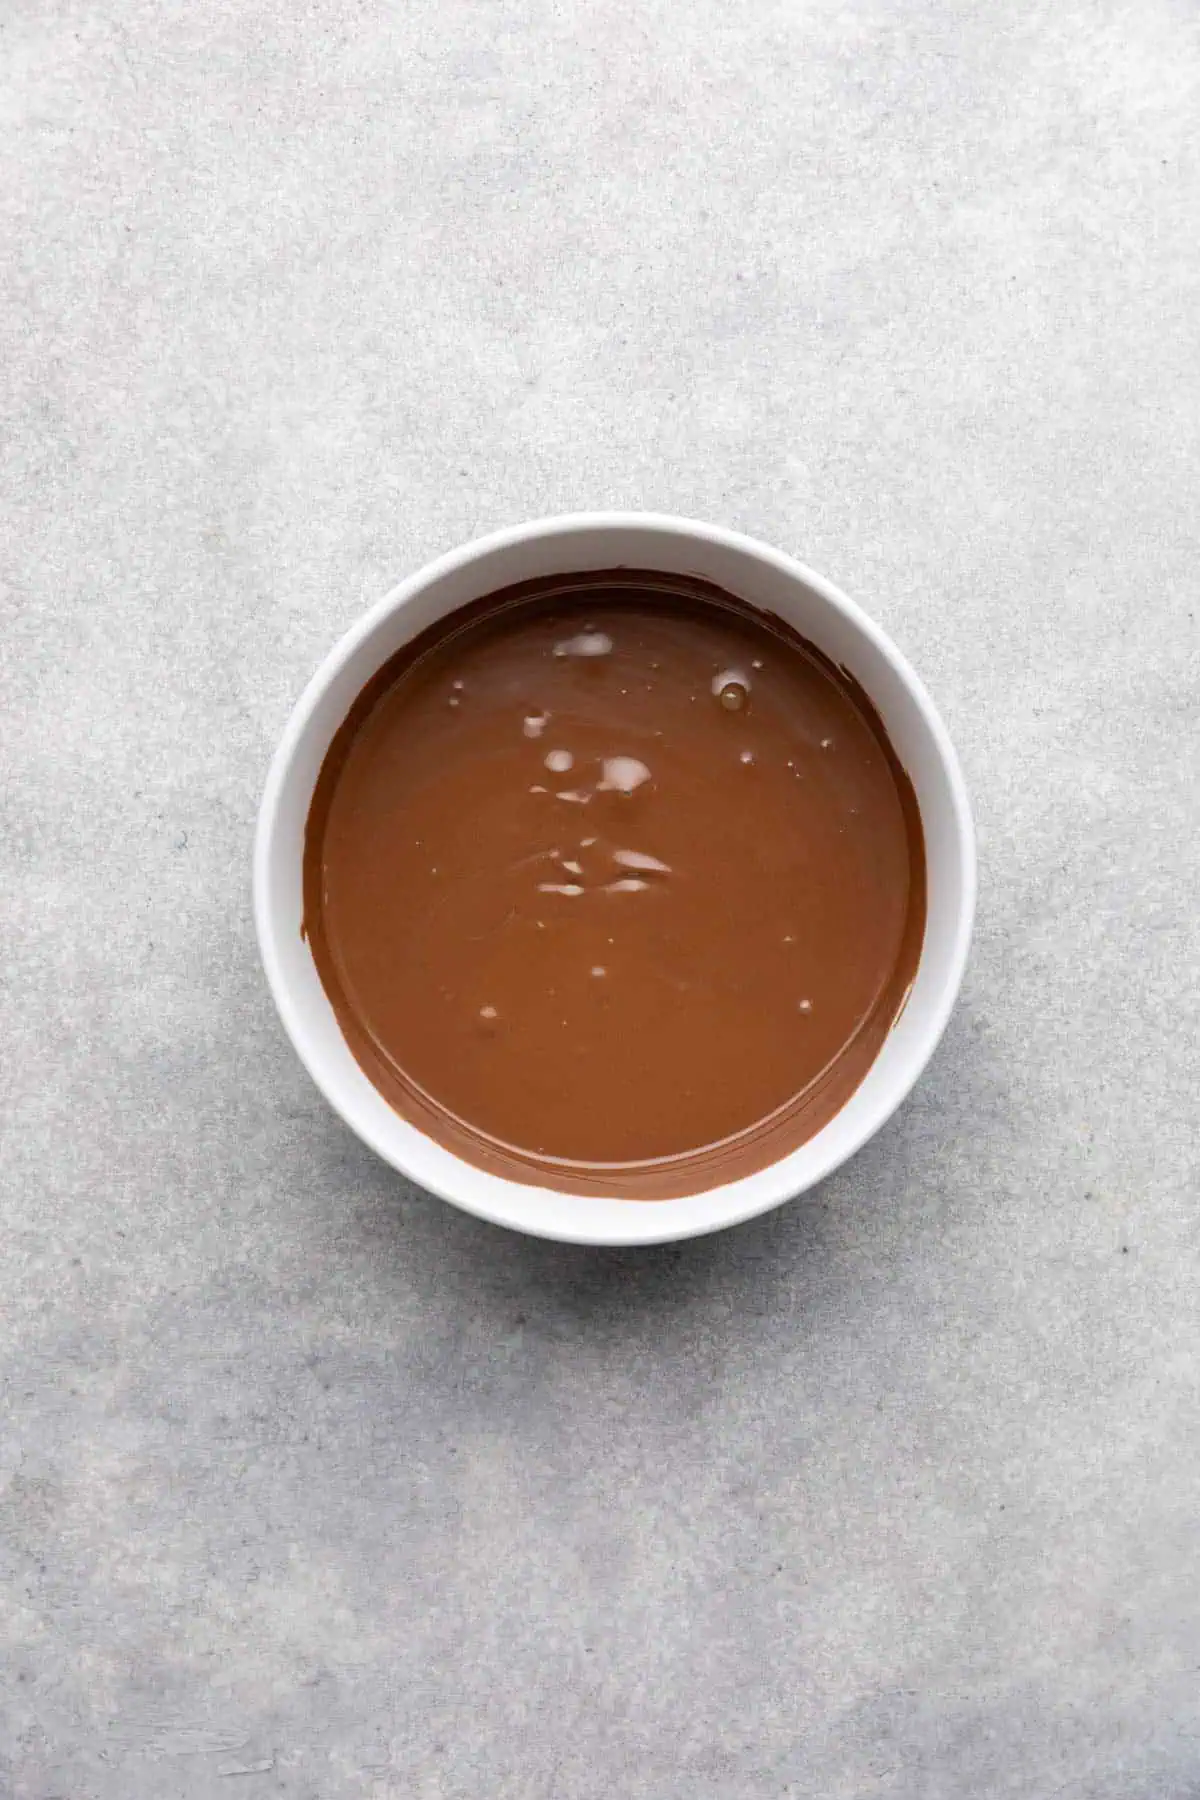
[303,570,925,1198]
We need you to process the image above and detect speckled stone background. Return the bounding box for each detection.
[3,2,1199,1795]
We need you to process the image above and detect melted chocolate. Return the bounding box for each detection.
[303,570,925,1198]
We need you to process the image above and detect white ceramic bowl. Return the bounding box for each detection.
[255,514,975,1247]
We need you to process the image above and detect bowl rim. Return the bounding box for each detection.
[254,511,976,1246]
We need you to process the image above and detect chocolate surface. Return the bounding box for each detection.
[303,570,925,1197]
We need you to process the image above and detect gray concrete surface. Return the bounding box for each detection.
[2,0,1199,1794]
